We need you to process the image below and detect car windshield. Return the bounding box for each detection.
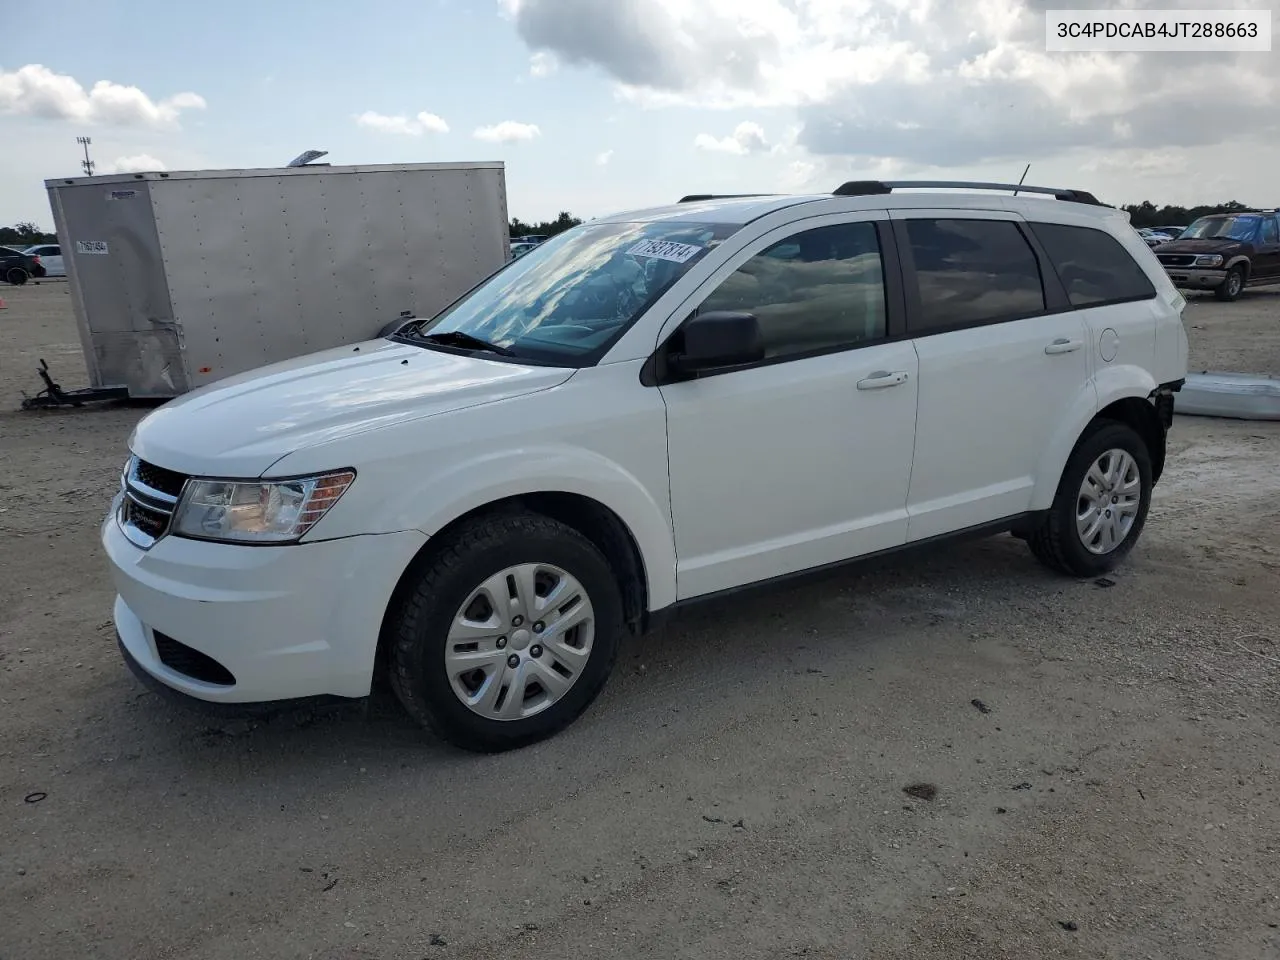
[401,219,739,365]
[1181,215,1260,242]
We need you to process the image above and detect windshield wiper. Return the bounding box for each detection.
[402,327,514,357]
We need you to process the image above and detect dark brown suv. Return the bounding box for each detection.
[1153,210,1280,301]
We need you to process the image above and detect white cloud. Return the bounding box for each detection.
[694,121,771,155]
[110,154,167,174]
[354,110,449,135]
[507,0,1280,168]
[596,149,614,165]
[530,51,559,77]
[473,120,542,143]
[0,64,205,128]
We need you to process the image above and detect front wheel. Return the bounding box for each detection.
[5,267,28,285]
[1214,265,1245,302]
[1028,421,1153,577]
[388,512,623,752]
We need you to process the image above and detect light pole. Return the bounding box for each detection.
[77,136,95,176]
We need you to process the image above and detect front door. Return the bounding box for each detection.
[1252,215,1280,281]
[656,215,920,600]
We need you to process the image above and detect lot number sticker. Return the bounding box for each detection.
[627,239,704,264]
[76,240,109,255]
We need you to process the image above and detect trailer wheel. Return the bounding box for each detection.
[5,267,28,285]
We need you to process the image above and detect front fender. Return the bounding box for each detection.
[1029,365,1158,509]
[390,445,678,610]
[1226,254,1252,276]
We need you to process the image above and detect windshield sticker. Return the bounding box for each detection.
[627,239,704,264]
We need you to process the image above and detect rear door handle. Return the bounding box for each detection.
[856,370,910,390]
[1045,338,1083,355]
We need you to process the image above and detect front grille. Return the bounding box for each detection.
[124,499,169,539]
[1158,254,1197,268]
[135,460,187,498]
[153,631,236,686]
[119,456,190,549]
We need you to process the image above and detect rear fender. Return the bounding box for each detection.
[1029,365,1157,508]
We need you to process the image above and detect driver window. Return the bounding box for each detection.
[698,221,887,360]
[1262,217,1279,244]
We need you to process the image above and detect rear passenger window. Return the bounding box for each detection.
[903,219,1045,332]
[1030,222,1157,307]
[698,221,887,360]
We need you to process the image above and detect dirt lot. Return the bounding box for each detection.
[2,281,1278,960]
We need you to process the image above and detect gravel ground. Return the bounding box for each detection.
[2,280,1278,960]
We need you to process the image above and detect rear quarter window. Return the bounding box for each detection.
[1030,222,1157,308]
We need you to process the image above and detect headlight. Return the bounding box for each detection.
[171,470,355,544]
[1195,254,1224,267]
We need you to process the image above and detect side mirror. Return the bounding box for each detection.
[670,311,764,374]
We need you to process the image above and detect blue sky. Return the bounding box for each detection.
[3,0,790,227]
[4,0,1277,229]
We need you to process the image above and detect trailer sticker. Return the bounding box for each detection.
[75,240,109,255]
[626,239,704,264]
[108,190,137,200]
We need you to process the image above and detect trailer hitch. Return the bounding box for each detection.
[19,359,130,411]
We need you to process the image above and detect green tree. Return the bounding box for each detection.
[1122,201,1261,229]
[0,222,57,245]
[509,211,583,239]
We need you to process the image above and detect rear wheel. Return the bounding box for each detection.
[1214,265,1245,301]
[388,512,623,752]
[5,267,28,285]
[1029,421,1153,577]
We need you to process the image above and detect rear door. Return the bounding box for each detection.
[890,211,1093,541]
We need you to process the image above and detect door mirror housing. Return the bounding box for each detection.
[670,311,764,374]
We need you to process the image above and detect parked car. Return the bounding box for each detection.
[1153,210,1280,301]
[510,240,539,259]
[21,243,64,277]
[104,180,1188,752]
[1,245,46,284]
[515,234,550,244]
[1154,225,1188,239]
[1136,228,1174,249]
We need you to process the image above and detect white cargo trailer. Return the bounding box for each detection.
[42,161,511,399]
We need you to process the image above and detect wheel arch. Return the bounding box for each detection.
[1031,369,1161,508]
[1225,254,1252,278]
[374,488,666,679]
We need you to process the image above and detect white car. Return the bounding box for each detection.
[22,243,65,277]
[105,180,1189,751]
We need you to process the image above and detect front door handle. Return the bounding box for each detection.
[857,370,910,390]
[1045,338,1083,355]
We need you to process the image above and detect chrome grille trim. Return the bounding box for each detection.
[118,456,189,550]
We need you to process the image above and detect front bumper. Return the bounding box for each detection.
[1162,266,1227,289]
[103,509,428,704]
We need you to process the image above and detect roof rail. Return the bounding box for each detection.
[832,180,1108,206]
[677,193,774,203]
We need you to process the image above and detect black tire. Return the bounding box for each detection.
[388,512,623,752]
[1028,420,1153,577]
[6,267,28,285]
[1214,265,1245,302]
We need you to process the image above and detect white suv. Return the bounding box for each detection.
[104,180,1189,751]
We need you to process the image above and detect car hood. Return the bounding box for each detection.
[129,339,574,477]
[1154,237,1245,254]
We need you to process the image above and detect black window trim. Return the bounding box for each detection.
[1026,220,1159,313]
[893,214,1159,338]
[891,215,1070,339]
[642,218,906,387]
